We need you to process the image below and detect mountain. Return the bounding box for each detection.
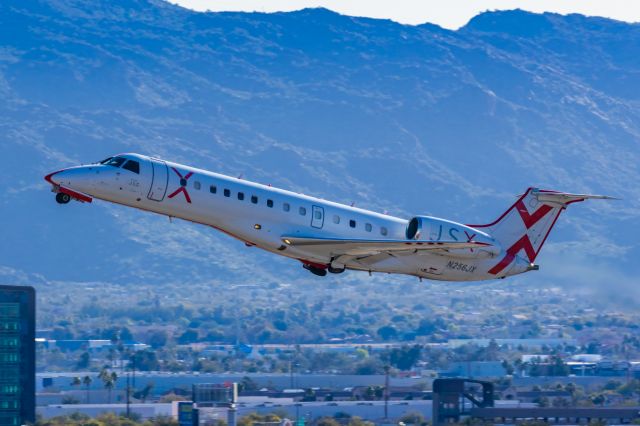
[0,0,638,293]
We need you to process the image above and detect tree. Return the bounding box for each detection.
[398,411,425,425]
[76,351,90,369]
[239,376,258,392]
[131,349,159,371]
[502,359,514,375]
[107,372,118,403]
[82,375,92,403]
[536,396,550,407]
[148,330,168,349]
[354,358,382,375]
[119,326,134,342]
[99,369,118,403]
[177,329,199,344]
[238,413,281,426]
[390,345,421,370]
[377,325,398,341]
[348,417,374,426]
[591,393,606,406]
[133,382,154,403]
[61,395,80,404]
[549,355,569,376]
[316,418,340,426]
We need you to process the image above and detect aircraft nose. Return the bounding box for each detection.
[44,169,66,186]
[44,167,93,189]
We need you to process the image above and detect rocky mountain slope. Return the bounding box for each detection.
[0,0,638,293]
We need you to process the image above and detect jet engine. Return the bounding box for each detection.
[405,216,501,258]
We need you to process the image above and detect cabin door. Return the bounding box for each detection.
[147,159,169,201]
[311,205,325,229]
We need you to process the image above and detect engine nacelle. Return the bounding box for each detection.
[405,216,501,259]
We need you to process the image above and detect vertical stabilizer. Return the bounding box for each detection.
[467,188,614,276]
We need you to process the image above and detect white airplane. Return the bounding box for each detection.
[45,153,613,280]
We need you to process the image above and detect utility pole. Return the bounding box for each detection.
[384,365,390,420]
[132,352,136,388]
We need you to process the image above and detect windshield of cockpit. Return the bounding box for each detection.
[98,156,140,174]
[99,157,126,167]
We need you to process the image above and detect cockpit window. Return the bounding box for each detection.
[103,157,126,168]
[122,160,140,174]
[99,157,113,164]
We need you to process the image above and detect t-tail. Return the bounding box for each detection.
[467,187,616,277]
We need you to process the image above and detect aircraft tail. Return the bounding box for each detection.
[467,187,615,276]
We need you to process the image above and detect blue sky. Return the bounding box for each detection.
[171,0,640,28]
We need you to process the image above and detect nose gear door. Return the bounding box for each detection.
[147,159,169,201]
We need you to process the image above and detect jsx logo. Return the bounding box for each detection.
[488,200,553,275]
[167,167,193,203]
[430,225,461,241]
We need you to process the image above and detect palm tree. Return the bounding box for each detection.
[105,371,118,403]
[82,375,92,403]
[70,376,81,402]
[99,368,119,403]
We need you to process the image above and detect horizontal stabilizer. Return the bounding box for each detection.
[282,236,490,256]
[533,189,618,206]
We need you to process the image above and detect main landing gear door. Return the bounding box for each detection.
[147,159,169,202]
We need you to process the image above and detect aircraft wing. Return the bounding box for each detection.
[281,236,491,256]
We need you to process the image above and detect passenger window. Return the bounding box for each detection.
[381,227,388,236]
[237,192,244,200]
[194,181,201,190]
[267,199,274,208]
[122,160,140,174]
[349,220,356,228]
[365,223,372,232]
[224,189,230,197]
[283,203,290,212]
[104,157,126,168]
[251,195,258,204]
[299,207,307,216]
[315,210,322,220]
[210,185,217,194]
[333,215,340,224]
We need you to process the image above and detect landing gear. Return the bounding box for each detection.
[328,266,345,274]
[303,264,327,277]
[55,192,71,204]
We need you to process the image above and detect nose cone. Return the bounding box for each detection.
[44,169,65,186]
[44,167,94,192]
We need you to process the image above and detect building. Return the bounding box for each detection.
[38,403,171,420]
[0,285,35,425]
[440,361,507,378]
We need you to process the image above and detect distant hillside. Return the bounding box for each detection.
[0,0,637,290]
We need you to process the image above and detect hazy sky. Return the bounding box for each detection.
[171,0,640,28]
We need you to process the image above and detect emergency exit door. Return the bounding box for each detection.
[311,205,324,229]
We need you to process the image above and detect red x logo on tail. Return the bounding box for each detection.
[488,199,555,275]
[167,167,193,203]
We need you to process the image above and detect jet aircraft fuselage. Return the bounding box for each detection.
[45,153,612,280]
